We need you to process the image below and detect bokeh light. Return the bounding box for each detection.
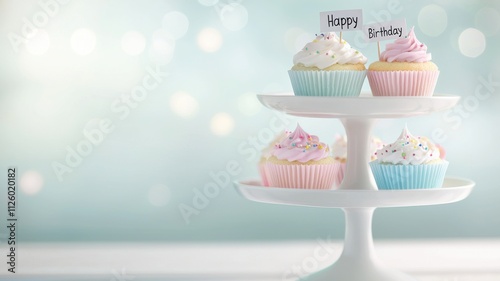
[197,27,223,53]
[149,29,176,65]
[475,7,500,36]
[26,29,50,55]
[148,184,171,207]
[284,27,313,54]
[219,2,248,31]
[71,28,96,56]
[210,112,234,136]
[418,4,448,37]
[162,11,190,39]
[20,170,44,195]
[458,28,486,58]
[169,91,199,118]
[121,31,146,56]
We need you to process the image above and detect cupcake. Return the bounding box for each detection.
[332,135,383,187]
[267,124,339,189]
[259,130,291,186]
[369,126,448,190]
[367,27,439,96]
[289,32,367,97]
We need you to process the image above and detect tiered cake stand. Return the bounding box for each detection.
[234,93,475,281]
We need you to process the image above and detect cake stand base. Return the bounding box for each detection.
[302,262,416,281]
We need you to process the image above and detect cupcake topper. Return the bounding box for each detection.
[320,9,363,44]
[362,18,407,60]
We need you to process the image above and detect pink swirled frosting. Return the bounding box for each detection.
[380,27,432,63]
[272,124,330,163]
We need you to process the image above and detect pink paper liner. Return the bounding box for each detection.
[367,70,439,96]
[258,163,269,187]
[266,162,340,189]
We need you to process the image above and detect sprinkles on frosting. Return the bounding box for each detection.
[293,32,367,68]
[278,132,326,152]
[375,126,441,165]
[272,124,330,163]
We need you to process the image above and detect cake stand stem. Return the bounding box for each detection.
[338,118,377,190]
[342,208,376,259]
[301,208,416,281]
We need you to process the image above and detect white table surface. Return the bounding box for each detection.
[1,239,499,280]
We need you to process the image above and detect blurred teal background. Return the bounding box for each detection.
[0,0,499,242]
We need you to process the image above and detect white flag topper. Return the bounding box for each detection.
[362,18,407,59]
[363,18,407,43]
[320,9,363,32]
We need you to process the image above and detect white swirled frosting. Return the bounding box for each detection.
[293,32,367,69]
[375,126,441,165]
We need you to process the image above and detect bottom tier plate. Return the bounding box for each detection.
[235,177,474,208]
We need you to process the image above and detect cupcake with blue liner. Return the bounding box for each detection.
[369,126,448,190]
[289,32,367,97]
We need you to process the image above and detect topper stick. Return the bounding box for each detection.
[339,31,343,43]
[377,41,381,60]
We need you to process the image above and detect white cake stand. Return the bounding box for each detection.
[234,93,475,281]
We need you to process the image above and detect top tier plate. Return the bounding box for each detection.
[257,93,460,118]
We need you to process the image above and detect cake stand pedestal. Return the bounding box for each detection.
[234,93,475,281]
[305,207,411,281]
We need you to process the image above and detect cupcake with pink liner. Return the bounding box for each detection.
[267,124,339,189]
[258,130,291,186]
[332,135,383,187]
[367,27,439,96]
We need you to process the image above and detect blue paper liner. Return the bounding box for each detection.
[369,161,449,190]
[288,70,366,97]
